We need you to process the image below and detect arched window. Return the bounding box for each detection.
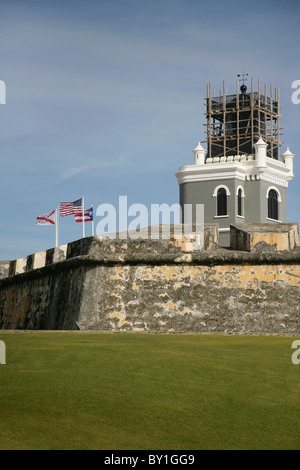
[217,188,227,216]
[268,189,278,220]
[237,188,243,216]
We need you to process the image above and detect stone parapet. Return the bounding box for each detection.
[205,154,254,164]
[26,251,47,272]
[66,224,219,261]
[230,223,299,252]
[3,223,300,279]
[0,261,10,280]
[8,245,68,277]
[45,245,68,265]
[1,222,299,335]
[9,257,27,276]
[4,224,218,278]
[0,246,299,334]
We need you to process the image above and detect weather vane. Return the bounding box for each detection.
[237,70,248,93]
[237,70,248,85]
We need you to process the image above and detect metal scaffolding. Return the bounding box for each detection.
[202,77,282,160]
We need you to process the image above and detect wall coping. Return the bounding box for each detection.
[1,247,299,288]
[1,223,299,283]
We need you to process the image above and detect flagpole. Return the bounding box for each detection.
[82,196,85,238]
[55,208,59,247]
[92,205,94,236]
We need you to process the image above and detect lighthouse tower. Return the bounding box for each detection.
[176,77,295,246]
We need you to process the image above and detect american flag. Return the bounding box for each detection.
[74,206,93,223]
[59,198,83,217]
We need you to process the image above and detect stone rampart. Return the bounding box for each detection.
[0,224,299,334]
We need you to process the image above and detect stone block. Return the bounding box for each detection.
[230,223,299,252]
[0,261,10,279]
[26,251,46,271]
[46,245,68,265]
[9,257,27,276]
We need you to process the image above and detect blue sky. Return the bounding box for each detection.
[0,0,299,260]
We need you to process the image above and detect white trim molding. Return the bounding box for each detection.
[212,184,231,197]
[236,185,245,197]
[266,186,282,202]
[175,153,294,188]
[267,217,282,223]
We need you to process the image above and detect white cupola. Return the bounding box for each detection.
[192,142,206,165]
[281,147,295,177]
[254,136,267,172]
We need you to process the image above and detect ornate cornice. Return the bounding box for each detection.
[176,156,293,187]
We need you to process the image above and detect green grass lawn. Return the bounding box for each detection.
[0,332,299,450]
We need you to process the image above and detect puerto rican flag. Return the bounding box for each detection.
[74,206,93,223]
[35,209,56,225]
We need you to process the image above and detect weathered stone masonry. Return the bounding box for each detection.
[0,224,299,335]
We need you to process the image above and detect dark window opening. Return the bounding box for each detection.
[268,189,278,220]
[237,188,243,216]
[217,188,227,216]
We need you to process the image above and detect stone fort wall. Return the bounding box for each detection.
[0,224,299,335]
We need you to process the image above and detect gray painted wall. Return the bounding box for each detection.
[180,179,286,246]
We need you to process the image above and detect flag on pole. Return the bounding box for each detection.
[35,209,56,225]
[35,209,59,246]
[74,206,93,223]
[59,198,83,217]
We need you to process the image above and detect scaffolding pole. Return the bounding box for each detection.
[203,77,281,160]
